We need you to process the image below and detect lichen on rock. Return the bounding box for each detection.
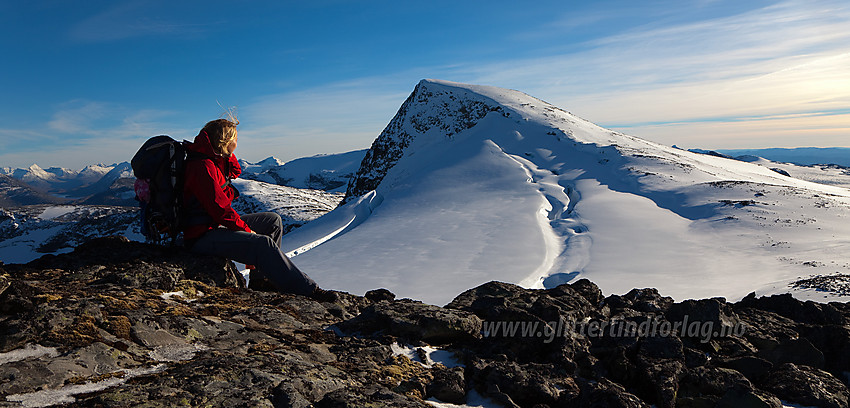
[1,236,849,407]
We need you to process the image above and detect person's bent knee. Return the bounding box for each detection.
[255,233,278,249]
[268,212,283,229]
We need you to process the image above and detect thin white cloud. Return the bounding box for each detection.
[47,100,111,134]
[454,0,850,148]
[616,112,850,149]
[0,126,61,142]
[68,0,209,43]
[0,130,142,170]
[47,100,182,139]
[1,101,187,169]
[478,0,850,89]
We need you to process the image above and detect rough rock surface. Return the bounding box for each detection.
[1,236,849,407]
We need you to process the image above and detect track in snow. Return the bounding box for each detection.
[505,152,592,289]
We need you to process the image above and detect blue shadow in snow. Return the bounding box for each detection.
[542,271,581,289]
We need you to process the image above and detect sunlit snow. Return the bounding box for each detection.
[281,80,850,305]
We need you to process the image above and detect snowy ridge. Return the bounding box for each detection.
[284,190,382,258]
[282,79,850,306]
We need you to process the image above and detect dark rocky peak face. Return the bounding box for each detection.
[343,80,510,202]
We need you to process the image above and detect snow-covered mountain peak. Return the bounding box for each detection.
[285,79,850,305]
[351,79,845,213]
[344,79,514,200]
[239,157,287,177]
[77,164,113,183]
[44,166,77,179]
[79,163,112,173]
[20,164,57,181]
[257,156,285,167]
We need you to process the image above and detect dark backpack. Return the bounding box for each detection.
[131,135,203,245]
[132,135,235,245]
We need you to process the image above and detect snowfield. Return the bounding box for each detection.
[281,79,850,306]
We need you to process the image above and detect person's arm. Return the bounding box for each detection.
[227,154,242,179]
[185,160,252,233]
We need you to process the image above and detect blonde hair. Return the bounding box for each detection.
[201,118,238,155]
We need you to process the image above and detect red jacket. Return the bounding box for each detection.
[182,131,252,240]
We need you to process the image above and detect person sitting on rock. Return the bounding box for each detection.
[181,117,333,300]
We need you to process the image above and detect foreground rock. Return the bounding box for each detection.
[0,236,848,407]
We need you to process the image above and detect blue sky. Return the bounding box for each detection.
[2,0,849,170]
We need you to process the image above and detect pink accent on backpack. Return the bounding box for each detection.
[134,179,151,202]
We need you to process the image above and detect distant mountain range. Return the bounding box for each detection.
[3,82,850,306]
[716,147,850,167]
[0,163,133,207]
[0,149,367,209]
[0,151,366,264]
[1,163,116,194]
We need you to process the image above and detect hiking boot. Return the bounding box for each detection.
[248,270,277,292]
[310,287,339,303]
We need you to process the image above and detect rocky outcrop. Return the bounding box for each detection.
[1,236,849,407]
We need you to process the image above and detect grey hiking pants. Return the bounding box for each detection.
[189,212,318,296]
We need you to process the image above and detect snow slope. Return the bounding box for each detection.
[281,79,850,306]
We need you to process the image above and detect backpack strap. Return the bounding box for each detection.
[186,149,232,190]
[181,148,239,229]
